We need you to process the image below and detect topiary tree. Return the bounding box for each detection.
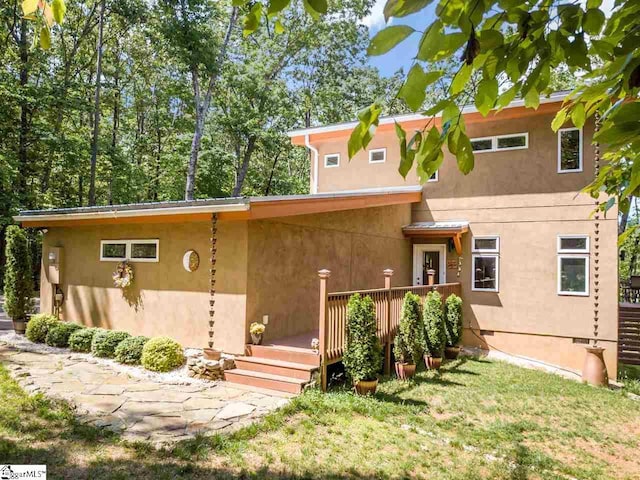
[445,294,463,347]
[25,314,59,343]
[45,322,83,348]
[3,225,34,323]
[69,328,102,353]
[423,291,446,358]
[141,336,185,372]
[115,336,149,365]
[91,330,130,358]
[343,293,382,384]
[394,292,424,364]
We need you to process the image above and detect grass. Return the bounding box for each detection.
[619,364,640,396]
[1,358,639,479]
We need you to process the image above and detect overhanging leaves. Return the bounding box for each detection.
[367,25,415,56]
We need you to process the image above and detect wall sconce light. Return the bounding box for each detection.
[48,252,57,263]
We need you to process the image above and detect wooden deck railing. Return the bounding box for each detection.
[620,286,640,304]
[317,268,461,390]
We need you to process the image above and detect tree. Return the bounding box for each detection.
[3,226,34,322]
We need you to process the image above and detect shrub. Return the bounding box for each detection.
[445,294,463,347]
[91,330,130,358]
[69,327,102,352]
[141,336,185,372]
[394,292,424,364]
[25,314,59,343]
[115,336,149,365]
[3,226,34,322]
[45,322,83,348]
[342,294,382,383]
[423,291,446,358]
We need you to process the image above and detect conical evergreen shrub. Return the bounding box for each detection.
[393,292,424,364]
[423,291,446,357]
[343,293,382,384]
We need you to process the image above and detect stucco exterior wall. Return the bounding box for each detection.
[246,204,413,343]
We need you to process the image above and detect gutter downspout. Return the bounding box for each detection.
[305,134,319,194]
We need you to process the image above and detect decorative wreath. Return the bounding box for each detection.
[112,261,134,289]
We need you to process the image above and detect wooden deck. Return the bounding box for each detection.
[619,303,640,366]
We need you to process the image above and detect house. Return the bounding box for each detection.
[15,91,618,392]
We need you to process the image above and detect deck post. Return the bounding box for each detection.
[383,269,394,375]
[318,269,331,392]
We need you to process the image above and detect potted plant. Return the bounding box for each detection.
[3,226,34,334]
[343,293,382,395]
[423,290,446,370]
[394,292,424,380]
[444,294,463,359]
[249,322,265,345]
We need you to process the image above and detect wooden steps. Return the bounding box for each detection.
[224,343,319,393]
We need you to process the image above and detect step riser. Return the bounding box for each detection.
[245,345,320,366]
[224,371,302,394]
[235,359,314,380]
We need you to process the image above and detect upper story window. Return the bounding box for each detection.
[557,235,589,296]
[369,148,386,164]
[100,239,159,262]
[471,133,528,153]
[324,153,340,168]
[472,236,500,292]
[558,127,582,173]
[428,170,438,182]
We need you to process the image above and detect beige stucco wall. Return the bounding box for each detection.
[41,221,249,353]
[246,204,413,342]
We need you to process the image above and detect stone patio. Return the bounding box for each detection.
[0,342,291,445]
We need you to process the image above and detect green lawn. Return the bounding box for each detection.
[1,357,639,480]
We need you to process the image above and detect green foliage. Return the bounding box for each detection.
[342,294,382,383]
[91,330,130,358]
[444,294,463,347]
[114,336,149,365]
[141,336,184,372]
[393,292,424,364]
[3,226,34,321]
[45,322,83,348]
[25,314,58,343]
[69,328,102,353]
[423,291,446,358]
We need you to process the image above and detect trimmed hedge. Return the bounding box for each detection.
[141,336,184,372]
[343,293,382,383]
[45,322,84,348]
[423,291,446,357]
[115,336,149,365]
[394,292,424,364]
[25,314,59,343]
[445,294,463,347]
[69,328,102,352]
[91,330,130,358]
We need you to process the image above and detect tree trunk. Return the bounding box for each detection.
[264,154,280,195]
[185,109,204,201]
[232,136,257,197]
[88,0,106,206]
[619,202,631,235]
[17,19,29,208]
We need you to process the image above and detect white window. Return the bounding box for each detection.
[557,235,589,296]
[428,170,438,182]
[100,239,159,262]
[472,236,499,292]
[369,148,386,163]
[324,153,339,168]
[470,133,528,153]
[558,127,582,173]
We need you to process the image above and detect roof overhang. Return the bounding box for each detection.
[15,186,423,228]
[402,221,469,255]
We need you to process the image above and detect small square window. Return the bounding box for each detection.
[558,235,589,253]
[558,128,582,172]
[473,236,499,253]
[497,134,527,149]
[471,138,493,152]
[472,255,499,292]
[558,256,588,295]
[101,242,126,260]
[131,242,158,260]
[369,148,386,163]
[324,154,339,168]
[428,170,438,182]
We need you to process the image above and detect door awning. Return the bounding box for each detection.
[402,221,469,255]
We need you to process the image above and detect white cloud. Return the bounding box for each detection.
[361,0,389,30]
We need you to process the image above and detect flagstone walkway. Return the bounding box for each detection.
[0,343,290,446]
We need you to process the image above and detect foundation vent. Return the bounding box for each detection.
[572,338,590,345]
[480,330,494,336]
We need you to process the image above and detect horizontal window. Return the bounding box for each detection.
[557,235,589,253]
[558,255,589,296]
[472,255,499,292]
[470,133,528,153]
[324,153,339,168]
[369,148,386,163]
[100,239,159,262]
[558,127,582,173]
[472,236,499,253]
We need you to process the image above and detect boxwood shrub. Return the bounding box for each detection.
[45,322,84,348]
[141,336,184,372]
[114,336,149,365]
[91,330,130,358]
[69,327,102,352]
[25,314,59,343]
[342,293,382,384]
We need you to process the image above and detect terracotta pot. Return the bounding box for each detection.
[395,362,416,380]
[354,378,378,395]
[12,319,27,335]
[582,346,608,386]
[424,355,442,370]
[444,346,461,360]
[251,333,263,345]
[203,348,222,360]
